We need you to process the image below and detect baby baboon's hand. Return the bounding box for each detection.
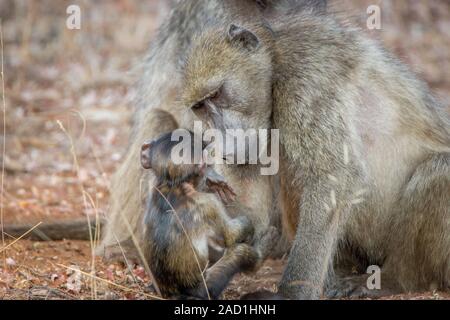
[205,169,236,203]
[182,182,197,198]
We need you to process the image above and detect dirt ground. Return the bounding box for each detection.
[1,1,449,300]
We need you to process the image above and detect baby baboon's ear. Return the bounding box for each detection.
[228,24,260,51]
[141,140,154,169]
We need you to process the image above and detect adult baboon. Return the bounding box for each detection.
[98,0,326,262]
[175,13,449,299]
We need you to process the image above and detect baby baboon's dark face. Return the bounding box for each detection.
[141,131,206,182]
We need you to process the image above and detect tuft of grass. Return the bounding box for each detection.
[57,119,101,299]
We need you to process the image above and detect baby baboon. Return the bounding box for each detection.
[99,0,327,264]
[141,131,275,299]
[178,14,450,299]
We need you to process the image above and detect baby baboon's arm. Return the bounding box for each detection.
[197,225,280,299]
[188,243,259,299]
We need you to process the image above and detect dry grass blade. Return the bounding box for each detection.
[88,141,148,297]
[112,233,143,290]
[0,222,43,253]
[117,208,163,297]
[83,190,101,299]
[56,119,99,299]
[57,117,162,299]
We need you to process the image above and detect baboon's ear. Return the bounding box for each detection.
[228,24,260,51]
[141,140,154,169]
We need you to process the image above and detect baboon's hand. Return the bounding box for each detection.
[205,169,236,203]
[210,181,236,204]
[182,182,198,198]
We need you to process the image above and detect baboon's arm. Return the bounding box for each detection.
[279,170,356,299]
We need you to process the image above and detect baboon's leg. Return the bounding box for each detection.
[327,153,450,298]
[267,180,291,259]
[97,109,178,261]
[189,243,259,299]
[253,226,280,261]
[187,227,279,299]
[383,153,450,292]
[249,172,448,301]
[325,273,399,299]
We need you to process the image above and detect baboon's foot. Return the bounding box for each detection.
[325,275,394,299]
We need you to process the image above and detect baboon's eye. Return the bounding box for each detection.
[209,87,224,105]
[210,90,220,101]
[192,100,206,110]
[256,0,267,10]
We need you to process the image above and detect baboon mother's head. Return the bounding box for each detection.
[181,24,274,134]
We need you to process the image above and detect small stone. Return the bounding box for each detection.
[6,258,16,266]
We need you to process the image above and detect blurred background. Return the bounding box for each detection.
[0,0,449,300]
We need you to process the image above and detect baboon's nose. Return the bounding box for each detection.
[141,141,153,169]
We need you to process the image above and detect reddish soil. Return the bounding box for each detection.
[1,240,449,300]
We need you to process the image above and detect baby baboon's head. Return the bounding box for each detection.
[181,24,274,135]
[141,131,208,183]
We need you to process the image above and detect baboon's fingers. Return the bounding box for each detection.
[182,182,197,197]
[223,187,236,203]
[216,189,229,203]
[222,182,237,198]
[209,180,236,203]
[205,170,236,200]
